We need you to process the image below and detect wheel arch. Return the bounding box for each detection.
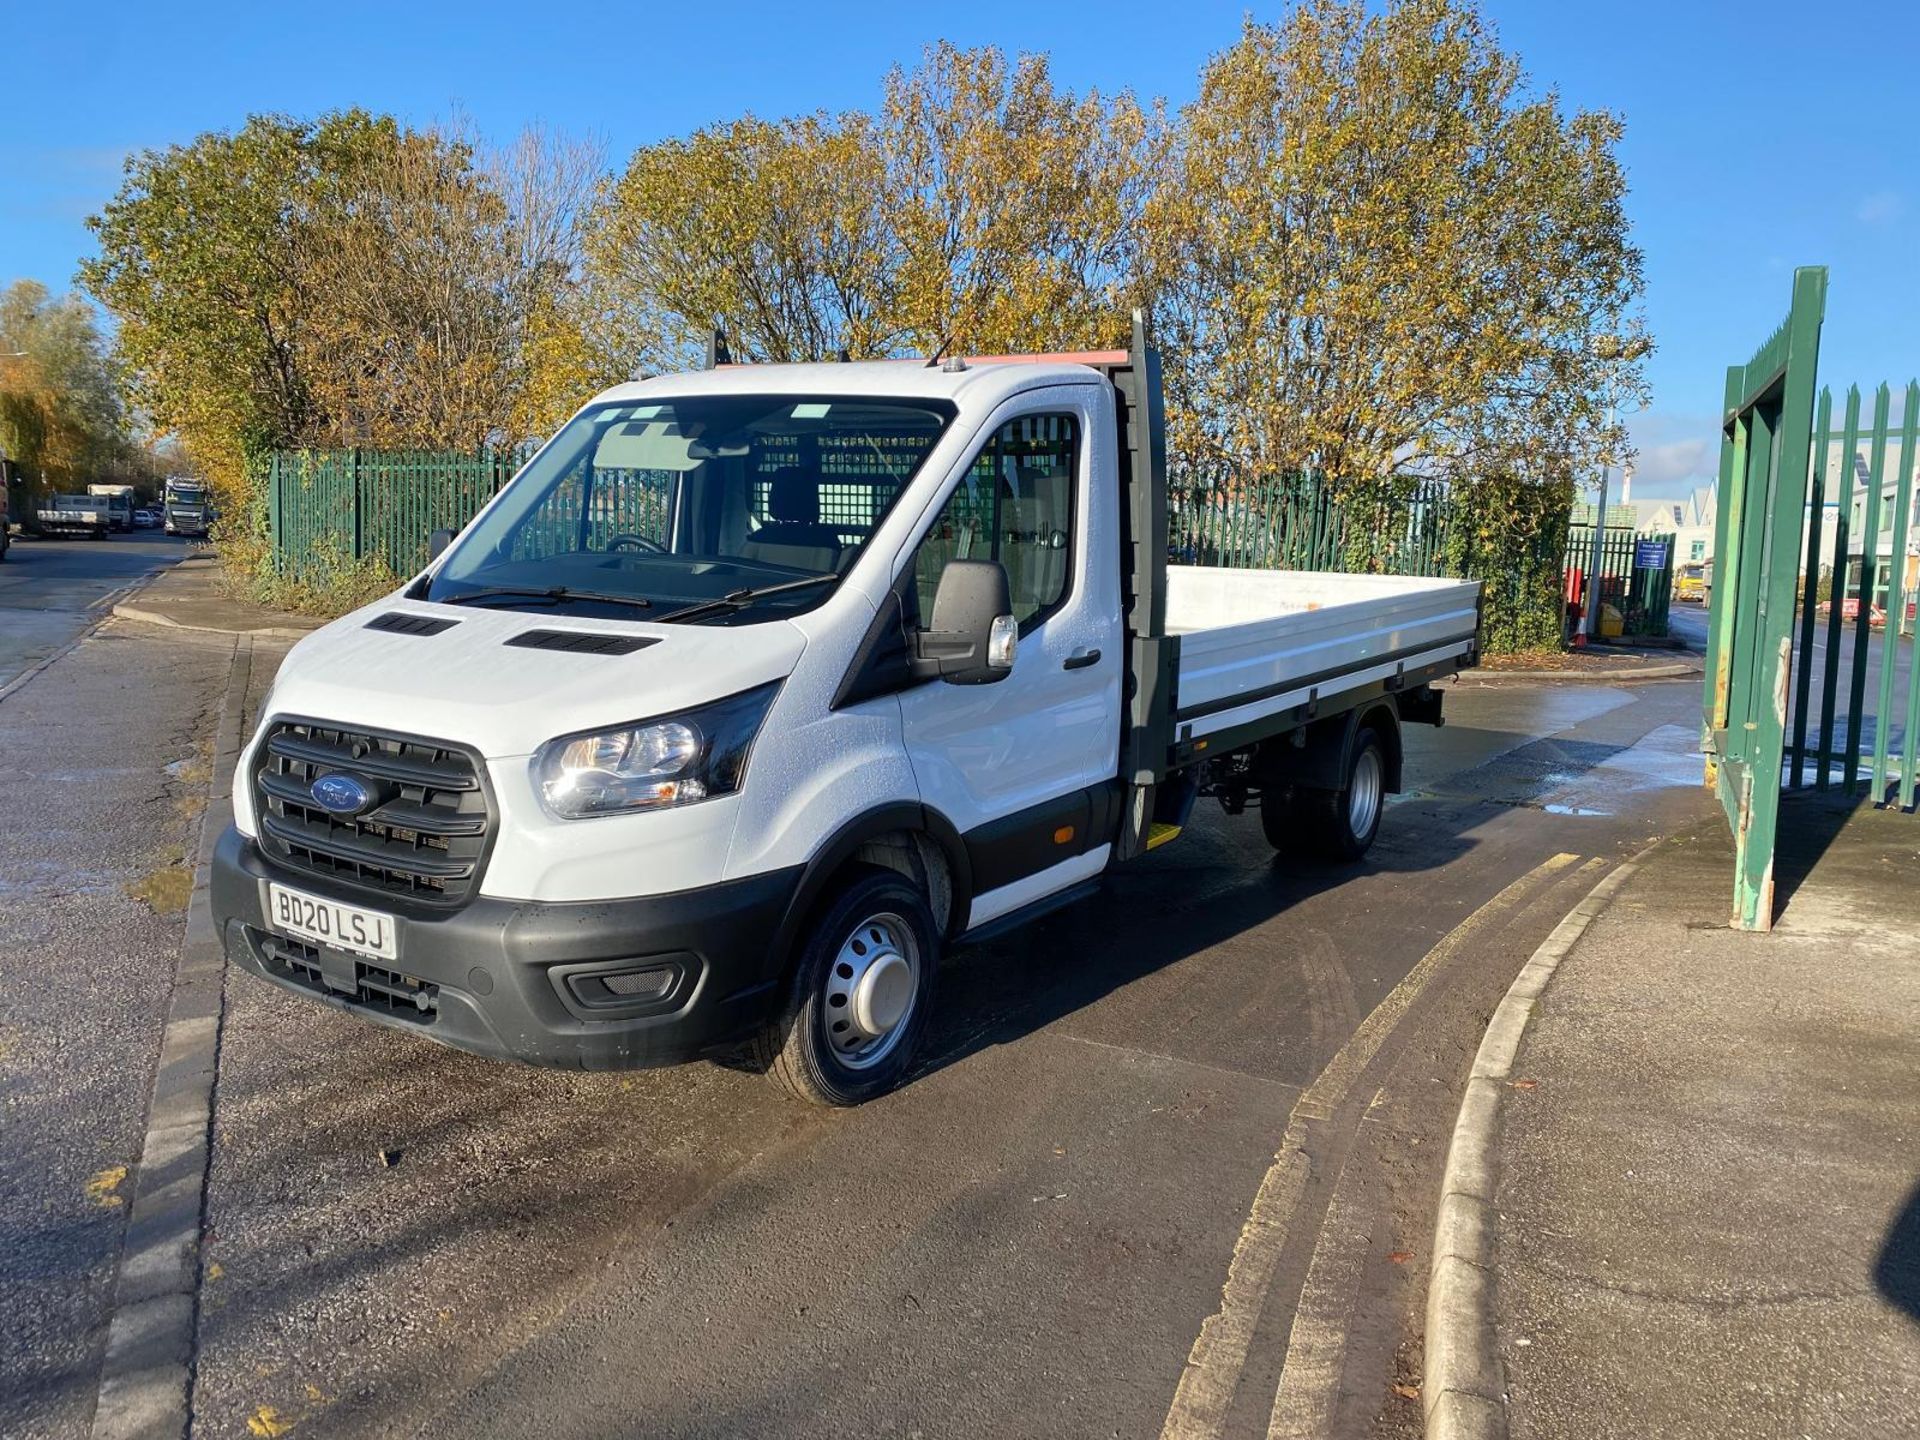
[769,803,974,983]
[1357,700,1404,793]
[1257,699,1403,793]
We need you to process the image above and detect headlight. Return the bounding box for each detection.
[533,682,781,819]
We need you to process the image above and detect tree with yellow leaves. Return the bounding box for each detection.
[0,280,131,504]
[1143,0,1644,497]
[575,42,1164,371]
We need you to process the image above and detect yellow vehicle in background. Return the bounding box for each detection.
[1675,561,1707,603]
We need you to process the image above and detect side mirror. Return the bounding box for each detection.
[428,527,455,561]
[913,559,1017,685]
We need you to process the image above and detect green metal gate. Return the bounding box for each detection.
[1786,375,1920,797]
[1703,266,1827,931]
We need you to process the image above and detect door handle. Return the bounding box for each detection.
[1063,648,1102,671]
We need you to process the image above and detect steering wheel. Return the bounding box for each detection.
[606,533,666,554]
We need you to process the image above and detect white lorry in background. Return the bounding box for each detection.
[212,319,1483,1105]
[164,476,210,536]
[88,483,137,532]
[36,494,112,539]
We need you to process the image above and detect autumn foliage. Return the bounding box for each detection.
[76,0,1644,642]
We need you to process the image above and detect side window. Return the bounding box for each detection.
[910,414,1078,631]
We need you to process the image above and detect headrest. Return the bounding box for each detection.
[767,468,818,525]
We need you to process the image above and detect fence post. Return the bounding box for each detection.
[1816,388,1862,789]
[349,446,363,562]
[1872,385,1918,801]
[1789,387,1832,787]
[266,454,282,576]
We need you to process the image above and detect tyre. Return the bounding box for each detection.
[754,867,939,1107]
[1260,725,1387,863]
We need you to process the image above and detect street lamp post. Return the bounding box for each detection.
[1584,334,1651,642]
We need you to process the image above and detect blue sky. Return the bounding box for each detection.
[2,0,1915,500]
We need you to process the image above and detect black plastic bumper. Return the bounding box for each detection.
[211,825,800,1070]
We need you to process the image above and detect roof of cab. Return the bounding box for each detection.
[588,357,1115,412]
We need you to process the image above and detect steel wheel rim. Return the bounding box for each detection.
[821,911,920,1070]
[1348,747,1383,839]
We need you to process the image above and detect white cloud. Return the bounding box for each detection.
[1637,438,1713,487]
[1857,190,1904,224]
[1625,414,1720,499]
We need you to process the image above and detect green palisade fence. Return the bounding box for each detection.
[1165,473,1452,576]
[268,449,1667,641]
[270,452,1462,584]
[1565,524,1674,637]
[1786,376,1920,803]
[268,448,528,582]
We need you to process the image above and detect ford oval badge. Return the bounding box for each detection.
[310,772,373,815]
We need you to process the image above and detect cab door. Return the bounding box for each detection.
[895,385,1124,929]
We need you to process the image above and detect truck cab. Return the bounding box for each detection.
[164,477,210,536]
[212,323,1481,1104]
[88,484,136,532]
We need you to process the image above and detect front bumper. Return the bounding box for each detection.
[211,826,799,1070]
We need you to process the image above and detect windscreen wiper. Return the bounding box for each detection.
[439,585,653,611]
[657,573,840,624]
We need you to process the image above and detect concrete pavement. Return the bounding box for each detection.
[108,556,321,641]
[1436,792,1920,1438]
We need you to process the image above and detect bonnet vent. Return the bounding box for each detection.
[505,629,659,656]
[364,613,460,637]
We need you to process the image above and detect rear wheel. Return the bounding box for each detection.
[755,867,939,1107]
[1260,725,1386,862]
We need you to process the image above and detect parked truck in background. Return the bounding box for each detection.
[164,476,210,536]
[211,318,1484,1106]
[36,494,112,539]
[1675,562,1707,603]
[88,483,137,532]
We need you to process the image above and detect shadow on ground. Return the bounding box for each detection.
[1876,1179,1920,1327]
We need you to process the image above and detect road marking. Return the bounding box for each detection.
[1264,1173,1374,1438]
[1265,857,1607,1439]
[87,1166,130,1209]
[1157,851,1581,1440]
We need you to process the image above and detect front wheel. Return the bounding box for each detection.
[754,868,939,1107]
[1260,725,1387,863]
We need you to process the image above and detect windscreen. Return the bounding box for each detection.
[427,394,955,624]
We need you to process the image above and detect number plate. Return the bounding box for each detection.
[267,883,398,961]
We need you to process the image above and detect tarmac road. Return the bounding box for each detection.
[193,660,1712,1440]
[0,530,193,690]
[0,609,1717,1440]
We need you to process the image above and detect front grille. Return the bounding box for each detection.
[254,719,492,907]
[256,931,440,1023]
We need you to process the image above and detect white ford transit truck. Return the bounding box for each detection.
[212,321,1483,1105]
